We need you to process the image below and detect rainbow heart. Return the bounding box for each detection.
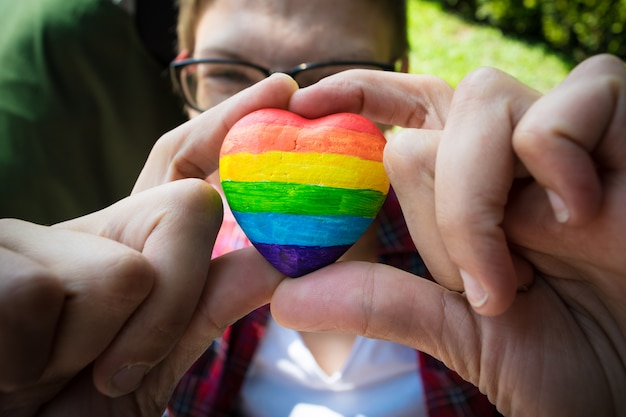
[219,108,389,277]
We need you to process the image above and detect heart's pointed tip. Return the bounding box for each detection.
[253,243,353,278]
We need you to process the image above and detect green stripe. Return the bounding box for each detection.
[222,181,387,217]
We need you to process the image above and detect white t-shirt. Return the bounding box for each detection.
[239,317,427,417]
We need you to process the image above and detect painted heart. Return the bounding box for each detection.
[219,108,389,277]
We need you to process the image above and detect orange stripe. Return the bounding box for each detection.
[221,124,385,161]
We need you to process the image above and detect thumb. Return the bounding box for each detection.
[270,262,480,380]
[140,247,287,406]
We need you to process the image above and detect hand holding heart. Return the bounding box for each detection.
[3,55,625,417]
[0,180,285,416]
[272,55,626,416]
[1,77,299,416]
[135,56,626,416]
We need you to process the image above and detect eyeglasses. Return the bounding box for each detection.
[170,58,397,112]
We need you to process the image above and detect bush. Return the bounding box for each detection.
[433,0,626,62]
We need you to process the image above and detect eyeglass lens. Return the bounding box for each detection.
[180,62,389,111]
[180,62,268,111]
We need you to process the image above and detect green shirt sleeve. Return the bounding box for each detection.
[0,0,187,224]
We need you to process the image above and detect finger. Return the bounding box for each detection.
[288,70,453,130]
[271,262,483,385]
[384,128,462,289]
[63,180,223,397]
[512,54,626,227]
[272,262,449,339]
[164,247,285,365]
[435,68,541,316]
[0,242,64,390]
[133,73,299,193]
[271,261,601,417]
[130,247,286,407]
[1,220,155,383]
[502,57,626,274]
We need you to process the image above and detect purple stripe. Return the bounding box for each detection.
[253,243,353,277]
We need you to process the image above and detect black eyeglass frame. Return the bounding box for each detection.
[170,58,397,112]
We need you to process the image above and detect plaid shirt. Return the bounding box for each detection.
[167,189,501,417]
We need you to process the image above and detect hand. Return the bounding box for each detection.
[271,54,626,416]
[0,69,298,416]
[0,180,284,416]
[133,73,298,193]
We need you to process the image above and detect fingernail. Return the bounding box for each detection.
[109,364,150,397]
[460,269,488,308]
[269,72,297,85]
[546,189,569,223]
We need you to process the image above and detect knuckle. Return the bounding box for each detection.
[359,263,378,338]
[384,129,436,182]
[0,270,63,390]
[102,252,155,306]
[454,67,518,109]
[457,66,508,95]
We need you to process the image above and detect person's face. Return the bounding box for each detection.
[191,0,394,258]
[188,0,396,116]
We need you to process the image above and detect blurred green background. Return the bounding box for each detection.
[407,0,624,91]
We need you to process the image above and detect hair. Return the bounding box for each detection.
[176,0,408,60]
[176,0,211,54]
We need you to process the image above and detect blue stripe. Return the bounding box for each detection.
[232,211,374,246]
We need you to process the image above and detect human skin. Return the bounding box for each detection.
[0,67,446,416]
[0,77,294,417]
[164,0,404,194]
[2,24,623,416]
[0,180,285,416]
[174,0,408,375]
[190,0,397,87]
[271,54,626,417]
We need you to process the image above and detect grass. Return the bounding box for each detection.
[407,0,574,92]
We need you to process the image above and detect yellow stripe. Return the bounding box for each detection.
[220,152,389,193]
